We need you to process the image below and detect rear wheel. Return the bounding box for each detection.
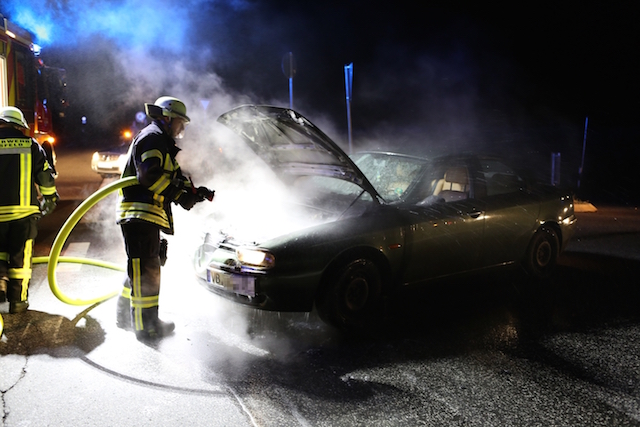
[524,227,559,279]
[316,258,382,330]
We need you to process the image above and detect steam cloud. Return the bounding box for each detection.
[3,0,576,167]
[3,1,608,367]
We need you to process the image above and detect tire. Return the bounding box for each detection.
[316,258,382,330]
[524,227,559,279]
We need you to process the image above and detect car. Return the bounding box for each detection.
[193,105,577,330]
[90,143,129,177]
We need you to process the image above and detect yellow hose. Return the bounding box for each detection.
[1,176,137,337]
[45,176,138,305]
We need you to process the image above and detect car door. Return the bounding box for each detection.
[400,158,486,284]
[474,157,540,267]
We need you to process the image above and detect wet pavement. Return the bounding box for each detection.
[1,147,640,426]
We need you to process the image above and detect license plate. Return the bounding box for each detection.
[207,269,256,297]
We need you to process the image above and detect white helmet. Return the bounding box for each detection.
[145,96,190,123]
[0,106,29,129]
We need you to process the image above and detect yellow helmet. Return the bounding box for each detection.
[145,96,190,123]
[0,106,29,129]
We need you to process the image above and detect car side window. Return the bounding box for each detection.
[480,159,524,196]
[408,162,471,205]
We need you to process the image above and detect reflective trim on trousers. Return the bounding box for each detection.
[130,258,160,331]
[8,239,32,301]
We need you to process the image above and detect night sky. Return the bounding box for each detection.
[3,1,639,202]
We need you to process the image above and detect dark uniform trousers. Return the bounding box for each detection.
[120,221,163,331]
[0,216,38,303]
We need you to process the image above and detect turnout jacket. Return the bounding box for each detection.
[0,127,57,222]
[116,121,192,234]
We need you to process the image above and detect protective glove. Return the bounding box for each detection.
[40,192,60,216]
[195,186,215,202]
[177,191,199,210]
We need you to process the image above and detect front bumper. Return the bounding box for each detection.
[196,261,318,312]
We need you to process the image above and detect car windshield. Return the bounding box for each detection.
[351,152,428,202]
[290,175,374,219]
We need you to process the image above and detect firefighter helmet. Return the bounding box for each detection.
[0,106,29,129]
[145,96,190,123]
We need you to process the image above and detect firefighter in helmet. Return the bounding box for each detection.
[116,96,214,340]
[0,106,58,313]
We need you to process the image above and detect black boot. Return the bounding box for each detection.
[9,300,29,313]
[134,306,175,341]
[116,295,132,330]
[0,278,7,303]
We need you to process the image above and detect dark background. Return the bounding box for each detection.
[3,0,639,203]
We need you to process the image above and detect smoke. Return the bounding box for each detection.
[1,2,599,356]
[2,0,250,49]
[3,0,576,167]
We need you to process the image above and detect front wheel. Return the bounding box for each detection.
[316,259,382,330]
[524,227,559,279]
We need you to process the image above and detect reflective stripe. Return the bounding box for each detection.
[117,201,171,229]
[39,185,57,196]
[20,152,32,206]
[132,258,143,330]
[7,239,32,301]
[120,286,132,299]
[165,154,174,170]
[141,149,163,162]
[0,206,40,222]
[22,239,32,300]
[8,266,32,279]
[148,174,171,194]
[131,295,160,309]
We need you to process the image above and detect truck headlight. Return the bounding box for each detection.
[237,247,275,269]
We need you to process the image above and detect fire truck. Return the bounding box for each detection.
[0,12,67,174]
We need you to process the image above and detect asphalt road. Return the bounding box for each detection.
[1,146,640,426]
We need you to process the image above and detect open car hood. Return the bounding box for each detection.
[217,105,381,202]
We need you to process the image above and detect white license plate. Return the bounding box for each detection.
[207,269,256,297]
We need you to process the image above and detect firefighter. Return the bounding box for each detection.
[0,106,58,313]
[115,96,214,340]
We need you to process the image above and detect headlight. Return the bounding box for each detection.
[237,247,275,269]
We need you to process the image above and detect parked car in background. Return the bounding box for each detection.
[90,125,140,177]
[193,105,577,330]
[90,143,129,177]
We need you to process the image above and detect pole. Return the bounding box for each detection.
[281,52,296,110]
[344,63,353,154]
[578,116,588,189]
[289,76,293,110]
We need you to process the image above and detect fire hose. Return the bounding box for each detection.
[1,176,137,337]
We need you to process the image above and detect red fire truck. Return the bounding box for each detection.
[1,12,67,173]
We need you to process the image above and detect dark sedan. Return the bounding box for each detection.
[193,105,576,329]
